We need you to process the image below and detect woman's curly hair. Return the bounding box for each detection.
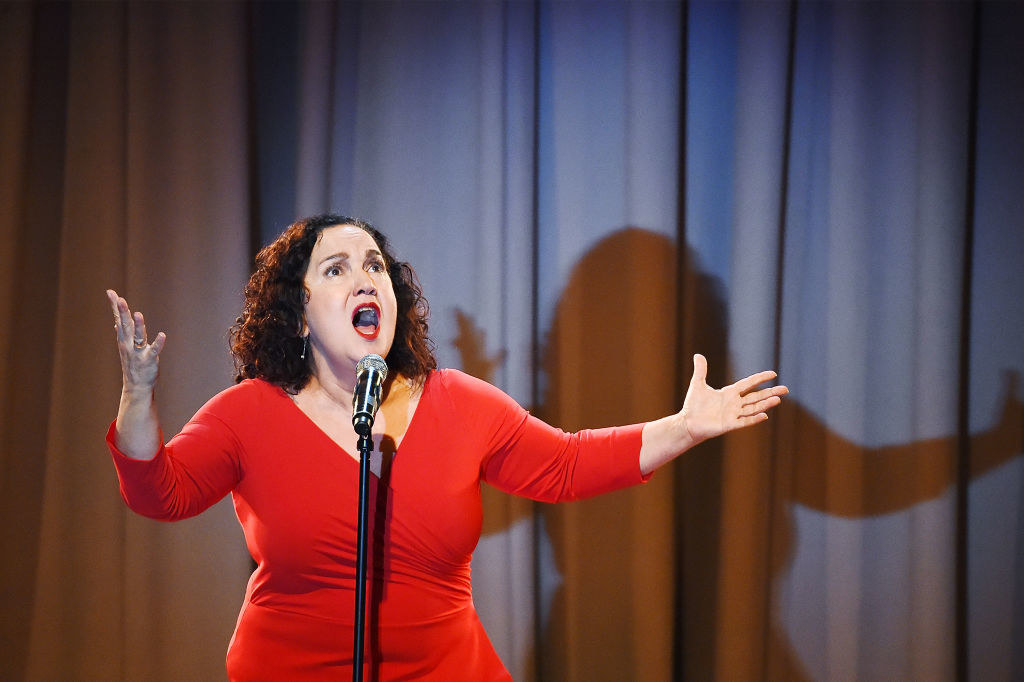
[229,214,436,393]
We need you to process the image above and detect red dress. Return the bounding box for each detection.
[108,369,648,680]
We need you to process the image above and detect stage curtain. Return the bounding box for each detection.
[1,2,1021,681]
[0,3,253,680]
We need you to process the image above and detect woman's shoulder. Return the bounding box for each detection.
[428,368,522,409]
[431,367,490,393]
[195,377,288,420]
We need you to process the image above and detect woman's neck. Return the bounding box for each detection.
[303,365,415,411]
[302,369,355,412]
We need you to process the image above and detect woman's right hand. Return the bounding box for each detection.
[107,289,166,392]
[107,289,167,460]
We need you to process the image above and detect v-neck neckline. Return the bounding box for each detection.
[269,374,431,475]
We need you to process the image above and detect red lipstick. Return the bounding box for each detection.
[352,302,381,340]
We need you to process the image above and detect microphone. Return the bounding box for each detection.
[352,354,388,437]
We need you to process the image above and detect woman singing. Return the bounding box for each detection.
[106,214,787,680]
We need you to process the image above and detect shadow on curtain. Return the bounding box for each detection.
[3,1,1024,681]
[461,223,1023,680]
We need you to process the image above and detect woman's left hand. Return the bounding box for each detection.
[679,353,788,445]
[639,354,788,475]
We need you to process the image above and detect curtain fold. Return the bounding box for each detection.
[1,3,69,677]
[967,3,1024,680]
[2,1,1022,680]
[2,3,254,679]
[766,2,974,679]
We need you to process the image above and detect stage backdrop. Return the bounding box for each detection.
[2,2,1022,681]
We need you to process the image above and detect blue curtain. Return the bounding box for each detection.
[2,1,1021,679]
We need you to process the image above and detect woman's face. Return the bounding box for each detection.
[302,224,398,379]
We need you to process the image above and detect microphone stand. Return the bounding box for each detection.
[353,432,372,682]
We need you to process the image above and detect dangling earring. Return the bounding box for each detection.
[300,336,308,360]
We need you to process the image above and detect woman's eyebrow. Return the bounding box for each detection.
[317,252,349,267]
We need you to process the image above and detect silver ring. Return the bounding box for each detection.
[133,338,145,349]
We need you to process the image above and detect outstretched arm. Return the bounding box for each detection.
[639,354,788,475]
[107,289,167,460]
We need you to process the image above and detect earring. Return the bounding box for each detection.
[301,336,308,360]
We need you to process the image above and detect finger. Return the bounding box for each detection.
[133,311,147,348]
[732,370,778,395]
[150,331,167,355]
[106,288,120,315]
[740,394,782,417]
[691,354,708,385]
[741,384,789,405]
[734,412,770,429]
[112,296,135,343]
[108,289,125,327]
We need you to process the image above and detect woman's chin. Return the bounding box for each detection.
[355,335,393,361]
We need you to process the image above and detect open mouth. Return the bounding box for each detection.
[352,303,381,340]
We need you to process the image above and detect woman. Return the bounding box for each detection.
[106,214,787,680]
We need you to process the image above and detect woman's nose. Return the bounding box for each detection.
[353,269,376,296]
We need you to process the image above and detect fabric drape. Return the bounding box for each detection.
[2,1,1021,680]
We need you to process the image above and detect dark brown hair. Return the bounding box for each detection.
[229,214,436,393]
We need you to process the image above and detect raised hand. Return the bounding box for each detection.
[106,290,168,460]
[639,354,788,474]
[107,289,167,391]
[680,354,787,445]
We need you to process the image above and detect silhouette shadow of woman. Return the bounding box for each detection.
[454,227,1023,681]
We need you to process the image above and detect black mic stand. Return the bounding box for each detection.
[353,432,372,682]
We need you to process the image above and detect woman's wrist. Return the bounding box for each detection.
[120,382,155,403]
[639,413,697,476]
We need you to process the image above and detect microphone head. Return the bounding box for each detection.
[356,354,388,381]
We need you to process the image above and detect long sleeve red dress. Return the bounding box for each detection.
[108,369,650,680]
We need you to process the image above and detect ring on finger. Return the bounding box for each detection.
[133,338,145,349]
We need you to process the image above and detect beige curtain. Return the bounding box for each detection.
[3,2,1022,681]
[2,3,251,679]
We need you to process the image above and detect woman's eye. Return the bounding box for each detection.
[325,265,342,277]
[368,260,385,273]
